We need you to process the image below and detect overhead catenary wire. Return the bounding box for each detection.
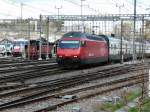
[5,0,55,15]
[108,0,133,14]
[123,0,148,13]
[64,0,101,14]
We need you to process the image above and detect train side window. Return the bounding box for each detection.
[110,44,113,49]
[87,36,91,39]
[114,44,116,49]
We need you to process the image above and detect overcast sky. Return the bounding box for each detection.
[0,0,149,19]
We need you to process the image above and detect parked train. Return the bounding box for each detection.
[56,31,150,67]
[12,38,53,59]
[12,39,28,57]
[25,39,53,59]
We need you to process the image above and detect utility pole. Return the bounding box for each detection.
[55,5,62,20]
[20,2,25,59]
[120,20,123,64]
[133,0,137,62]
[116,3,124,64]
[38,14,42,60]
[81,0,85,32]
[46,17,49,60]
[141,16,145,62]
[116,3,124,14]
[28,18,30,60]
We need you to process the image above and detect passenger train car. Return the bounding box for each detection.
[145,41,150,58]
[56,31,150,68]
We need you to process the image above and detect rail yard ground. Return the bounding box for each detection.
[0,56,149,112]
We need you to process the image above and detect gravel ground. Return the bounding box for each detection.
[55,85,141,112]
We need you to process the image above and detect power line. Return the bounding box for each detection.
[64,0,100,14]
[116,3,124,14]
[64,0,79,6]
[6,0,55,14]
[108,0,131,14]
[23,3,55,14]
[124,0,148,12]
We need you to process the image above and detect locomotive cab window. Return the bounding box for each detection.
[58,40,80,49]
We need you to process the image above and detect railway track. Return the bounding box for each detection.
[0,64,68,84]
[0,58,59,85]
[0,63,148,111]
[0,59,56,69]
[0,62,57,74]
[0,56,55,62]
[0,62,144,91]
[35,74,147,112]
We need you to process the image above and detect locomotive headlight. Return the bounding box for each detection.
[81,41,86,47]
[59,55,62,58]
[74,56,78,58]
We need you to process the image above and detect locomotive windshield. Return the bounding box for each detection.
[58,40,80,49]
[62,32,83,38]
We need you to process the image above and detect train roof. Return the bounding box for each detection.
[62,31,85,38]
[99,34,131,43]
[62,31,106,42]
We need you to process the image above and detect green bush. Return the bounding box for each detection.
[96,102,124,112]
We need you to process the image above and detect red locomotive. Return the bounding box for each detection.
[56,31,109,67]
[25,38,53,59]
